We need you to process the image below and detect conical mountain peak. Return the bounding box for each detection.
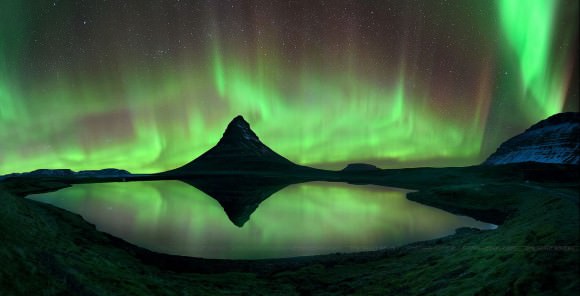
[231,115,248,124]
[164,115,300,174]
[221,115,260,143]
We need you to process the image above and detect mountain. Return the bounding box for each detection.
[341,163,381,172]
[0,168,131,180]
[484,112,580,165]
[164,115,304,175]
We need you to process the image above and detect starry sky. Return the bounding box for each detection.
[0,0,578,174]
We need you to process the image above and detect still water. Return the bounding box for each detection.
[30,181,493,259]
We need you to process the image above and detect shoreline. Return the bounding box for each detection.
[1,163,578,295]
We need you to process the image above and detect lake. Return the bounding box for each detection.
[29,181,494,259]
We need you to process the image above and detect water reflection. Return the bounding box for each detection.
[181,176,293,227]
[30,181,493,259]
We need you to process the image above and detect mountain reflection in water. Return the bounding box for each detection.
[29,180,493,259]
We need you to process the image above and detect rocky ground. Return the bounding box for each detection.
[1,163,578,295]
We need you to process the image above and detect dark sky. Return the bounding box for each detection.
[0,0,578,173]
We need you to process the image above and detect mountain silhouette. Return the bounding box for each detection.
[163,115,306,175]
[180,176,292,227]
[484,112,580,165]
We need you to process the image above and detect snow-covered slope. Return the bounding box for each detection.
[484,112,580,165]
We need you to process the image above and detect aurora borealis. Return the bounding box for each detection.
[30,181,492,259]
[1,0,578,174]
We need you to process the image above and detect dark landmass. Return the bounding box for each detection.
[1,113,579,295]
[485,112,580,165]
[0,168,131,181]
[161,115,320,177]
[341,163,381,172]
[1,163,578,295]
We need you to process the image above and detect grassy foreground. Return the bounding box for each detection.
[1,163,578,295]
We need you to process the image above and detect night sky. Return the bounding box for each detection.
[1,0,578,174]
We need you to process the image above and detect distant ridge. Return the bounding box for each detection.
[484,112,580,165]
[341,163,380,172]
[0,168,131,180]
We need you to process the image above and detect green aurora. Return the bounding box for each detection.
[498,0,576,119]
[0,0,577,174]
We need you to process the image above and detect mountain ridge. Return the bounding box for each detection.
[484,112,580,165]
